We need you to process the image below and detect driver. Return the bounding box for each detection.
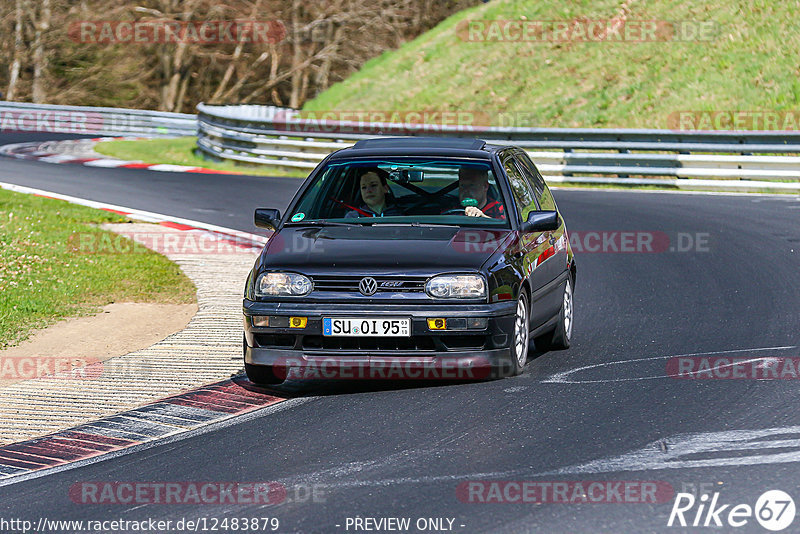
[345,168,403,218]
[453,166,506,219]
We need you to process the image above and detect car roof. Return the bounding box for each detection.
[328,137,507,160]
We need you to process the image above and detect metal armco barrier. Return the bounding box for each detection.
[196,103,800,190]
[0,101,196,137]
[2,101,799,190]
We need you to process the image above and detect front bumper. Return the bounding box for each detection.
[243,299,517,378]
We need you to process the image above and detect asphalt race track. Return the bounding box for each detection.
[2,133,800,533]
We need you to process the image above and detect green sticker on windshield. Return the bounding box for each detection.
[291,213,305,222]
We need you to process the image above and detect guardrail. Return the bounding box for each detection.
[196,103,800,190]
[0,101,196,137]
[2,102,798,190]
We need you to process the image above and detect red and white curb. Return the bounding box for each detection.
[0,137,244,175]
[0,181,268,248]
[0,182,282,481]
[0,378,286,479]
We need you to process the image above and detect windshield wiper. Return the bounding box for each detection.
[285,220,371,227]
[376,222,460,228]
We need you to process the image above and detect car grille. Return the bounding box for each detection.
[311,275,427,293]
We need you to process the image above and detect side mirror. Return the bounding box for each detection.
[520,210,559,233]
[254,208,281,230]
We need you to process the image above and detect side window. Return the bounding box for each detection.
[514,152,544,194]
[502,157,537,222]
[516,153,557,211]
[538,183,557,211]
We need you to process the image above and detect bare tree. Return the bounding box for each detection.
[6,0,25,100]
[0,0,476,108]
[30,0,52,102]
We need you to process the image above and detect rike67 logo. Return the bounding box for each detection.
[668,490,796,531]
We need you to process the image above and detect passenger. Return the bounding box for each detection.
[454,166,506,219]
[346,168,403,217]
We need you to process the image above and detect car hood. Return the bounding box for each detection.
[258,225,513,275]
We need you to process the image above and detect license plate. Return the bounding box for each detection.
[323,317,410,337]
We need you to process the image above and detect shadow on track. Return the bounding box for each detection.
[231,348,549,398]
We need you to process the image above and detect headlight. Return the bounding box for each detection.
[255,272,312,297]
[425,274,486,299]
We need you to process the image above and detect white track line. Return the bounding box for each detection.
[543,345,798,384]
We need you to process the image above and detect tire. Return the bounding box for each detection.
[534,277,573,352]
[245,363,282,385]
[508,291,530,376]
[243,334,283,385]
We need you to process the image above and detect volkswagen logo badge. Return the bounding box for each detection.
[359,277,378,296]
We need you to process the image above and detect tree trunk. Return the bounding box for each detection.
[289,0,304,109]
[6,0,24,100]
[174,71,190,113]
[314,24,343,94]
[31,0,51,103]
[162,40,189,111]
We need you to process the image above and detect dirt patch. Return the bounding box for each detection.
[0,302,196,387]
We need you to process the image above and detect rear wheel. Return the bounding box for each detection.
[534,277,573,352]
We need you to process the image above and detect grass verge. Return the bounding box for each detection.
[94,137,309,178]
[0,188,196,349]
[305,0,800,129]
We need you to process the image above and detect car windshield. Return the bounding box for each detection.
[287,158,510,227]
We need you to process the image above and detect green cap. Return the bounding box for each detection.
[461,198,479,208]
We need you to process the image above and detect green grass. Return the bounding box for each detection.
[0,189,196,349]
[304,0,800,128]
[95,137,309,178]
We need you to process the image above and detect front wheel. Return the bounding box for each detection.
[534,277,573,352]
[245,363,282,385]
[243,334,283,385]
[508,291,530,376]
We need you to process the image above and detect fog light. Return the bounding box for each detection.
[428,318,447,330]
[467,318,489,330]
[289,316,307,328]
[252,316,270,327]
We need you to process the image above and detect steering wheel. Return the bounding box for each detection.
[441,208,467,215]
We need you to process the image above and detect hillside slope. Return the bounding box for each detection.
[304,0,800,128]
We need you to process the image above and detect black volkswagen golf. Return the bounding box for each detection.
[243,138,575,384]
